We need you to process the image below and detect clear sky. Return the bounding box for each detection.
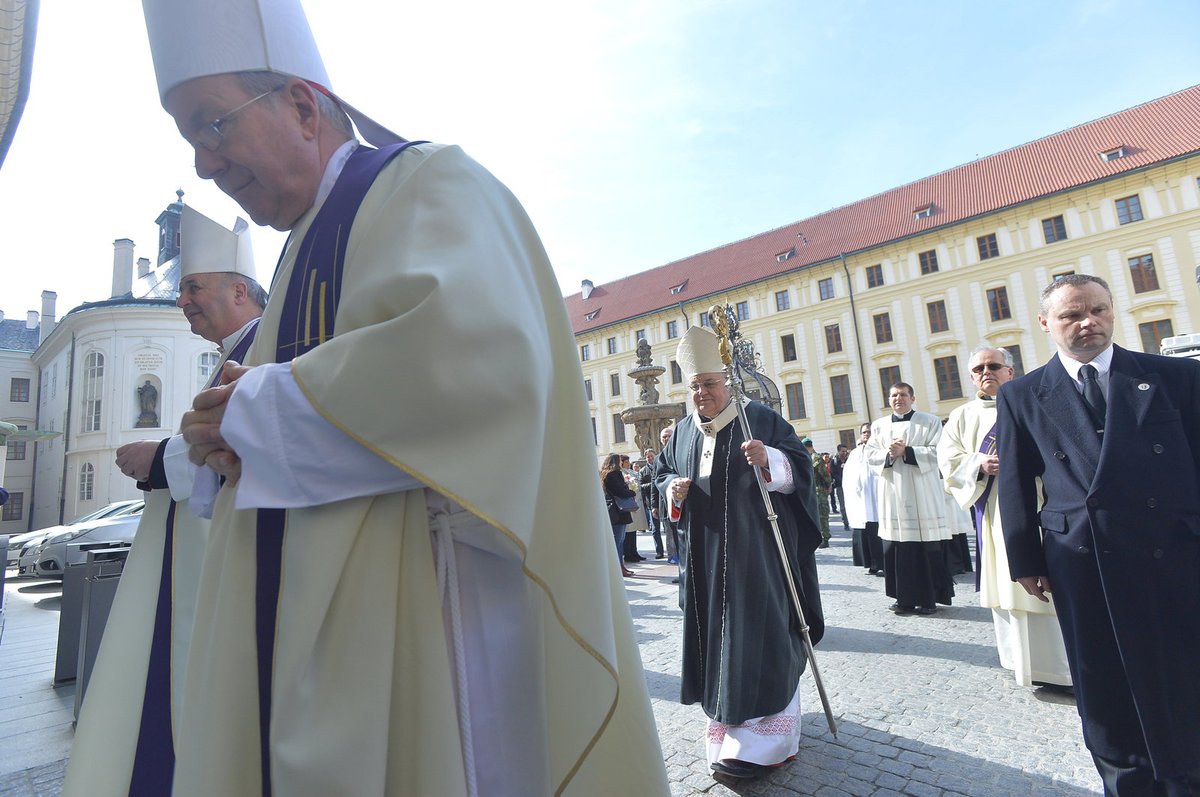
[2,0,1198,322]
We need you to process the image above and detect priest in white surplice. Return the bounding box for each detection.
[938,346,1071,687]
[843,422,883,575]
[866,382,954,615]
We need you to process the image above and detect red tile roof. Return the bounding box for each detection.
[567,85,1200,334]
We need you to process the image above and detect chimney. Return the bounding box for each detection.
[137,257,152,278]
[40,290,57,345]
[26,311,38,330]
[0,310,5,322]
[112,238,136,298]
[582,279,594,299]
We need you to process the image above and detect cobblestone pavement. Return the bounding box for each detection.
[627,523,1102,797]
[0,523,1103,796]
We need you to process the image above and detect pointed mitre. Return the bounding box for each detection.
[142,0,402,147]
[180,206,257,282]
[676,325,725,378]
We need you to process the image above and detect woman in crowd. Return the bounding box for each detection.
[601,453,637,578]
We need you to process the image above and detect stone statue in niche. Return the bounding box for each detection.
[136,380,159,428]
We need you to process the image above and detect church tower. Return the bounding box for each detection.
[154,189,184,265]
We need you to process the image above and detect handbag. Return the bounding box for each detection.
[612,493,639,512]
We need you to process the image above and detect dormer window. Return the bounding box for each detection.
[669,280,689,295]
[777,248,796,262]
[1099,145,1128,163]
[584,308,601,321]
[914,204,935,220]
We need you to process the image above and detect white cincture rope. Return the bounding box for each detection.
[432,510,479,797]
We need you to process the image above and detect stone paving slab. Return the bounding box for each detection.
[0,523,1104,796]
[625,524,1101,796]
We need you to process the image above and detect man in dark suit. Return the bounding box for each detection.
[640,448,666,559]
[997,274,1200,796]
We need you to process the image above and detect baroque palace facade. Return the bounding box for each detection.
[568,86,1200,457]
[1,194,220,533]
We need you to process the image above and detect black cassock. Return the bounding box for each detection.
[656,400,824,725]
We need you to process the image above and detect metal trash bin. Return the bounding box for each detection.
[73,545,130,720]
[54,541,129,685]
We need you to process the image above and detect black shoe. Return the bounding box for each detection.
[1033,682,1075,696]
[818,541,830,549]
[671,577,680,584]
[890,603,914,615]
[655,553,666,559]
[711,759,768,779]
[914,605,937,615]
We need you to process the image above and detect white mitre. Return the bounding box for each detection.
[676,325,725,378]
[142,0,402,148]
[180,206,257,282]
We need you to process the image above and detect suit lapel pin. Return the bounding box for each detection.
[1137,383,1150,391]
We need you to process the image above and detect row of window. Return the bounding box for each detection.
[582,305,760,361]
[580,194,1155,367]
[779,355,984,422]
[17,351,222,434]
[580,192,1152,364]
[589,316,1177,445]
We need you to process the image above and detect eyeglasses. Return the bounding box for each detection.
[688,379,725,393]
[970,362,1008,374]
[189,87,281,152]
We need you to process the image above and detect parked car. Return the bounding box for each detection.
[11,501,144,577]
[31,511,144,579]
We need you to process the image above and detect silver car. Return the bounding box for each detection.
[9,500,144,576]
[25,503,145,579]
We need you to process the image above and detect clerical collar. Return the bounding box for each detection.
[314,140,360,210]
[218,317,260,354]
[890,409,915,422]
[694,399,745,480]
[695,398,742,437]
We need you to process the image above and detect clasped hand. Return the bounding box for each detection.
[181,362,250,481]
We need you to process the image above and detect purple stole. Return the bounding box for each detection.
[129,320,261,796]
[970,417,998,591]
[253,141,423,797]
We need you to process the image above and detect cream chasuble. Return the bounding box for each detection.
[65,323,259,796]
[165,144,667,797]
[938,396,1070,687]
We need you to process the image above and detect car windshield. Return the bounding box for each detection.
[67,506,120,525]
[66,501,142,525]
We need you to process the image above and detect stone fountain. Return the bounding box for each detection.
[621,338,686,455]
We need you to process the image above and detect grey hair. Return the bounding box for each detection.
[1039,274,1111,315]
[969,344,1013,368]
[222,273,269,310]
[241,276,269,310]
[236,70,354,139]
